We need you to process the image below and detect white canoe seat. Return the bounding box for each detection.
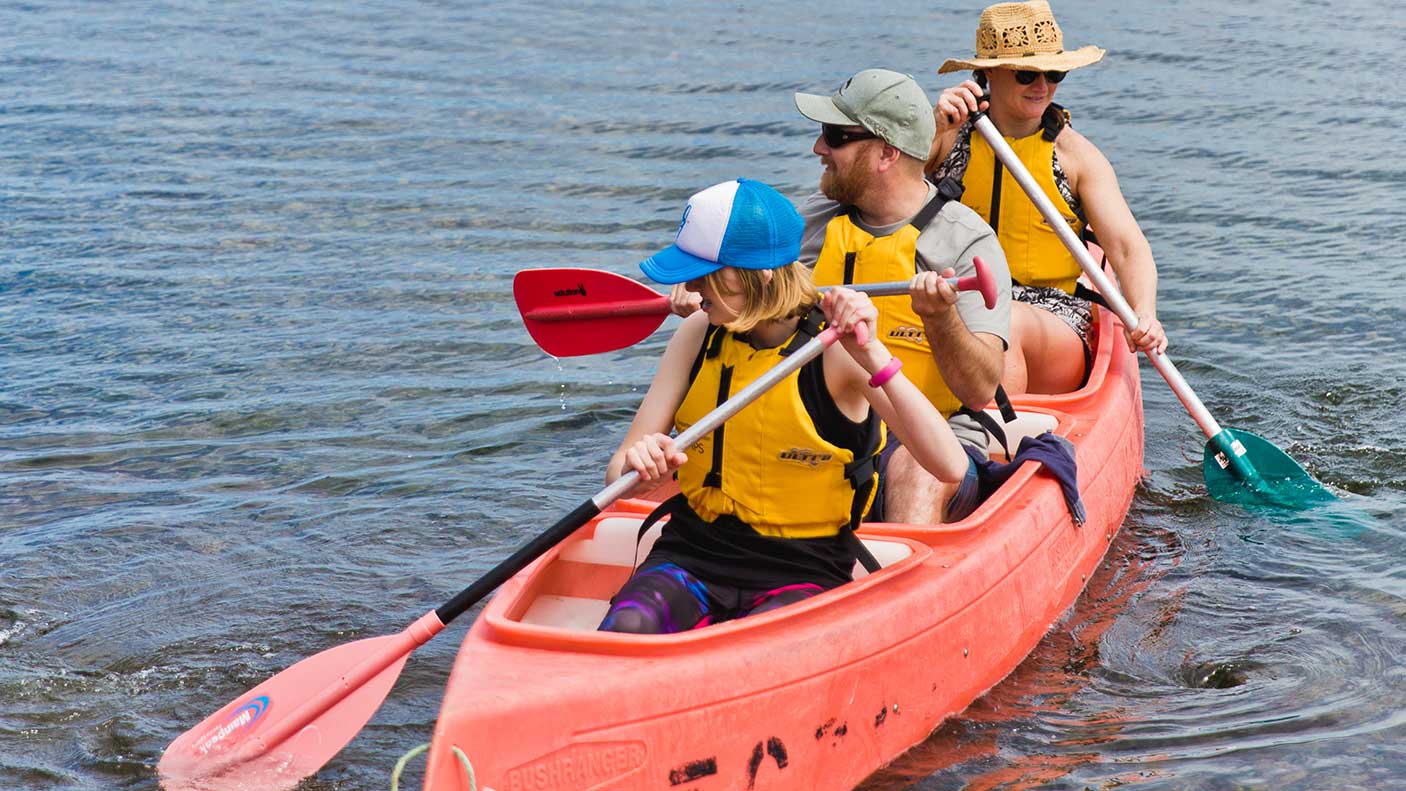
[520,594,611,630]
[560,516,665,568]
[850,537,912,580]
[983,409,1059,458]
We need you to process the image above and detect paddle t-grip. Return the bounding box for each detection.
[956,255,997,310]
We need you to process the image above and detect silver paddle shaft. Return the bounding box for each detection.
[592,330,836,508]
[973,114,1225,443]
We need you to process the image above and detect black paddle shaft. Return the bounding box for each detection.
[436,499,602,625]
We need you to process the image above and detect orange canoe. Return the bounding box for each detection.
[422,306,1143,791]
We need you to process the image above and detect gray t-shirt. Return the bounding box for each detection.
[798,184,1012,450]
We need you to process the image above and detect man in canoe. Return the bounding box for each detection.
[927,0,1166,394]
[792,68,1014,525]
[599,178,974,634]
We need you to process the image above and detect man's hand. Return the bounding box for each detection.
[909,268,961,319]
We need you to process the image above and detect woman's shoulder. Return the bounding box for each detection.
[1054,122,1115,183]
[1055,122,1097,159]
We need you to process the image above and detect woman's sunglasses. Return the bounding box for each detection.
[1014,69,1067,85]
[821,123,878,148]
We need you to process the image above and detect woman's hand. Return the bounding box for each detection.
[822,287,888,371]
[934,79,988,132]
[623,432,688,482]
[669,283,702,317]
[1126,311,1167,355]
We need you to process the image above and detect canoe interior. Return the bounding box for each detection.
[515,407,1060,632]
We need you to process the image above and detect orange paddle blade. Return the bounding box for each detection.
[513,267,669,356]
[159,612,443,790]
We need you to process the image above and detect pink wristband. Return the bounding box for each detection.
[867,357,903,388]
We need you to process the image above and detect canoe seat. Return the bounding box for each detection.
[983,409,1059,458]
[523,515,915,630]
[563,515,912,575]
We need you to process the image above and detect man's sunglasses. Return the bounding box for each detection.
[821,123,879,148]
[1014,69,1067,85]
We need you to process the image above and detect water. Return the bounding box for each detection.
[2,0,1403,788]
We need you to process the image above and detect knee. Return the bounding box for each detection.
[883,451,947,523]
[598,605,664,634]
[748,588,817,617]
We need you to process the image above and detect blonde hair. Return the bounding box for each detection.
[702,262,819,334]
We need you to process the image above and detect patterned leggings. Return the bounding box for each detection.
[598,561,824,634]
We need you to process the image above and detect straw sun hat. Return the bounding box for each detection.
[938,0,1105,74]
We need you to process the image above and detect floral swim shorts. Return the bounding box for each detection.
[1012,284,1093,344]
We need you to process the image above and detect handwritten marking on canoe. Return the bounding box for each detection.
[815,718,837,740]
[874,705,888,728]
[668,757,717,786]
[745,737,789,789]
[745,742,764,789]
[766,737,788,768]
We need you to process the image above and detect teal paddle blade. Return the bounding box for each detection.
[1203,428,1335,509]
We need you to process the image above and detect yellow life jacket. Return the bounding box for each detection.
[674,310,883,539]
[812,190,963,417]
[960,109,1086,293]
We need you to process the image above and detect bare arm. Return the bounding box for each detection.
[911,269,1005,409]
[604,312,709,491]
[1062,129,1165,354]
[821,289,970,483]
[926,79,987,175]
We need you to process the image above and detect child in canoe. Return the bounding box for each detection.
[599,178,973,634]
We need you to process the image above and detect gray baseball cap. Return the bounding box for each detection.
[794,69,935,160]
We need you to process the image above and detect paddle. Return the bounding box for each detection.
[970,112,1333,508]
[514,259,998,357]
[158,326,847,791]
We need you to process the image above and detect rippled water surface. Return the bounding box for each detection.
[3,1,1404,789]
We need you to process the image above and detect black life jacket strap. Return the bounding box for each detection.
[988,157,1004,236]
[843,453,880,492]
[702,364,733,489]
[993,383,1017,423]
[842,529,882,575]
[688,324,726,385]
[1072,282,1110,310]
[911,177,964,234]
[780,305,825,356]
[1041,102,1069,142]
[631,492,687,574]
[955,406,1010,462]
[954,383,1017,461]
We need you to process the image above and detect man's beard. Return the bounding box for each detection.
[819,153,875,205]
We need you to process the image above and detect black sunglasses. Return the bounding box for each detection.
[821,123,879,148]
[1014,69,1067,85]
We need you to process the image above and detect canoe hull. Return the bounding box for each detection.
[423,309,1143,791]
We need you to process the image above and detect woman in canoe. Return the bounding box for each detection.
[927,0,1165,394]
[600,178,972,634]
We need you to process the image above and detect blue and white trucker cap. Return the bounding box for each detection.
[640,178,803,285]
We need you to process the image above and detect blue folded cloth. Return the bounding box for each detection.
[955,431,1085,525]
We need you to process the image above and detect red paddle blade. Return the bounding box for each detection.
[513,268,670,356]
[159,612,443,790]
